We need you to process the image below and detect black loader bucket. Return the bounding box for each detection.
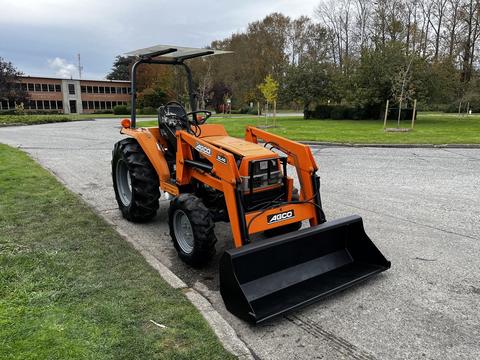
[220,215,390,324]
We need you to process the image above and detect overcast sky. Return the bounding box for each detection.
[0,0,319,80]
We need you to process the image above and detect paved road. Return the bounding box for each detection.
[1,119,479,359]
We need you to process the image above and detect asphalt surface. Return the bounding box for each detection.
[1,118,479,359]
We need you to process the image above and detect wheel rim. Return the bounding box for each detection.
[116,159,132,206]
[173,210,194,254]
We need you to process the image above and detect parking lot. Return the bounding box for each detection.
[1,118,479,359]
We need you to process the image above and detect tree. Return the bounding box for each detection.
[137,87,168,109]
[106,56,133,80]
[0,57,28,106]
[208,82,231,113]
[281,61,332,113]
[258,74,279,126]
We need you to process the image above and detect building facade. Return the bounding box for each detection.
[0,76,131,114]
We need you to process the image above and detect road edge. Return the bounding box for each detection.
[300,141,480,148]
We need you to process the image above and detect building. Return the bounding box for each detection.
[0,76,131,114]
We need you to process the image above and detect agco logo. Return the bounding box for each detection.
[267,210,295,224]
[195,142,212,157]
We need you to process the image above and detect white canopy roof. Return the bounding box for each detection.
[125,45,231,61]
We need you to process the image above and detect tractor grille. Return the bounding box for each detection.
[240,158,282,192]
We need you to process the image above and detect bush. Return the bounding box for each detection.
[305,103,385,120]
[445,103,460,113]
[0,109,17,115]
[139,106,157,115]
[330,105,348,120]
[113,105,130,115]
[93,110,113,114]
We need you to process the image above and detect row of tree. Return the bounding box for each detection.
[103,0,480,114]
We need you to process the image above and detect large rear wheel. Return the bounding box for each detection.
[112,138,160,222]
[169,194,216,267]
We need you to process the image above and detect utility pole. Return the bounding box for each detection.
[77,53,83,79]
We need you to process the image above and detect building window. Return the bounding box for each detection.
[127,87,131,94]
[55,84,61,92]
[93,86,98,94]
[105,87,110,94]
[122,87,127,94]
[81,86,86,93]
[35,84,41,91]
[28,83,34,91]
[116,87,122,94]
[48,84,55,92]
[36,100,43,110]
[106,101,112,109]
[88,101,94,109]
[100,101,106,109]
[87,86,92,93]
[68,84,75,95]
[28,100,36,110]
[82,101,88,109]
[42,84,48,92]
[110,87,115,93]
[57,101,63,109]
[94,101,100,109]
[44,100,50,110]
[50,100,57,110]
[21,83,27,91]
[99,86,105,94]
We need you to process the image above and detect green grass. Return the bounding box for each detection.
[140,112,480,144]
[0,114,153,126]
[0,144,234,360]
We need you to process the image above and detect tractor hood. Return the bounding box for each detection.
[202,135,276,159]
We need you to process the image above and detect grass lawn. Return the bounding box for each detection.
[140,112,480,144]
[0,114,152,127]
[0,144,234,360]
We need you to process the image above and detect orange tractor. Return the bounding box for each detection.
[112,45,390,323]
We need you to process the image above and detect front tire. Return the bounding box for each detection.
[169,194,216,267]
[112,138,160,222]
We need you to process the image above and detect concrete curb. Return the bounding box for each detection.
[300,141,480,148]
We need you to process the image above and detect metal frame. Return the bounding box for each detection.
[129,48,214,128]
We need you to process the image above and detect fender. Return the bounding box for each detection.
[121,127,178,194]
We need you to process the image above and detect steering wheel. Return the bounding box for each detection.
[187,110,212,125]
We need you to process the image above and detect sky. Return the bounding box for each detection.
[0,0,319,80]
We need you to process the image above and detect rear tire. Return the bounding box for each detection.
[112,138,160,222]
[264,187,302,237]
[169,194,216,267]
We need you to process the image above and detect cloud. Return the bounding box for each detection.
[48,57,77,78]
[1,0,319,79]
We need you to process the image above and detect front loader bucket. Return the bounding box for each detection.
[220,215,390,324]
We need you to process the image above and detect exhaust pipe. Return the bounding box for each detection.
[220,215,390,324]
